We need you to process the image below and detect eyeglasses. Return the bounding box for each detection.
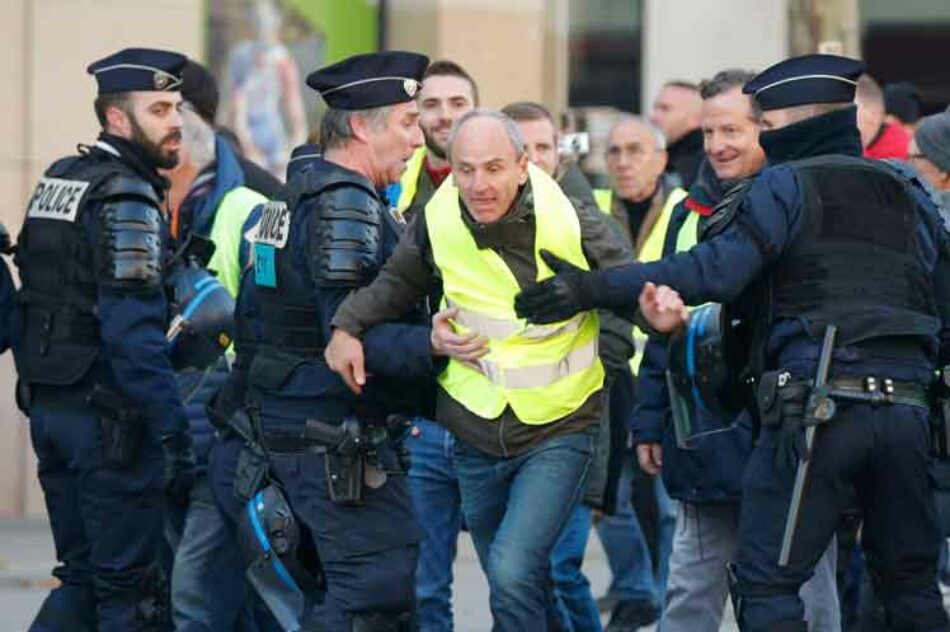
[605,144,658,161]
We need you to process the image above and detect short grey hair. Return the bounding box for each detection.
[447,108,526,162]
[181,105,216,170]
[608,114,667,151]
[319,105,392,150]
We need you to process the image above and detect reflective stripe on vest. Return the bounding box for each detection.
[629,187,688,375]
[396,147,427,213]
[426,163,605,424]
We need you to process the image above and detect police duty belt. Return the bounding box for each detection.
[760,371,930,430]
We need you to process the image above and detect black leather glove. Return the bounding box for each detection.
[514,250,599,324]
[161,432,196,506]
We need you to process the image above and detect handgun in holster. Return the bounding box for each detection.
[85,384,143,467]
[931,366,950,461]
[304,418,365,505]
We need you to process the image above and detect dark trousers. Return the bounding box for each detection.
[28,405,167,632]
[263,416,421,632]
[735,401,949,632]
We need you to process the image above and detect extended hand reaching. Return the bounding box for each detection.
[514,250,595,324]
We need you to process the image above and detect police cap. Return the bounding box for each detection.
[87,47,187,95]
[743,54,866,111]
[306,51,429,110]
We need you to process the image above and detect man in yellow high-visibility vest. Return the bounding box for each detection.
[505,100,637,632]
[326,109,631,631]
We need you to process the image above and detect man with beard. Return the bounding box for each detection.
[389,59,479,632]
[14,48,194,632]
[392,60,479,219]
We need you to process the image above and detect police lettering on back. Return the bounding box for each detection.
[256,201,290,248]
[26,177,90,222]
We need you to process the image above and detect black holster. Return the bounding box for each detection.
[306,418,365,506]
[86,384,144,468]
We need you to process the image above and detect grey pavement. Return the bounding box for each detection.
[0,517,739,632]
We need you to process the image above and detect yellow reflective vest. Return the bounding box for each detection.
[208,186,268,298]
[593,188,612,214]
[629,187,688,374]
[426,163,605,424]
[395,147,428,213]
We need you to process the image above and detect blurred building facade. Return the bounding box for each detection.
[0,0,948,516]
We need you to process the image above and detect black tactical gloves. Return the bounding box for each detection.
[514,250,602,324]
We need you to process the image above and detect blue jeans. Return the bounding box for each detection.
[406,418,462,632]
[454,428,596,632]
[551,503,602,632]
[165,473,257,632]
[596,459,675,610]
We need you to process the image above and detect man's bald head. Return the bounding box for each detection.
[448,109,529,224]
[650,81,702,144]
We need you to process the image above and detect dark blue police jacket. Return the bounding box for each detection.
[19,136,188,438]
[600,107,950,385]
[632,161,754,504]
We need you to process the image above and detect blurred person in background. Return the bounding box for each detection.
[650,81,704,188]
[159,59,270,632]
[594,115,684,631]
[856,73,909,160]
[391,60,479,220]
[885,81,925,139]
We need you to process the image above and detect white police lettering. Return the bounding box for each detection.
[26,178,90,222]
[255,201,291,248]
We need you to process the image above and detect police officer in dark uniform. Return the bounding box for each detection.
[514,54,950,632]
[245,52,442,631]
[202,144,324,632]
[14,48,194,632]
